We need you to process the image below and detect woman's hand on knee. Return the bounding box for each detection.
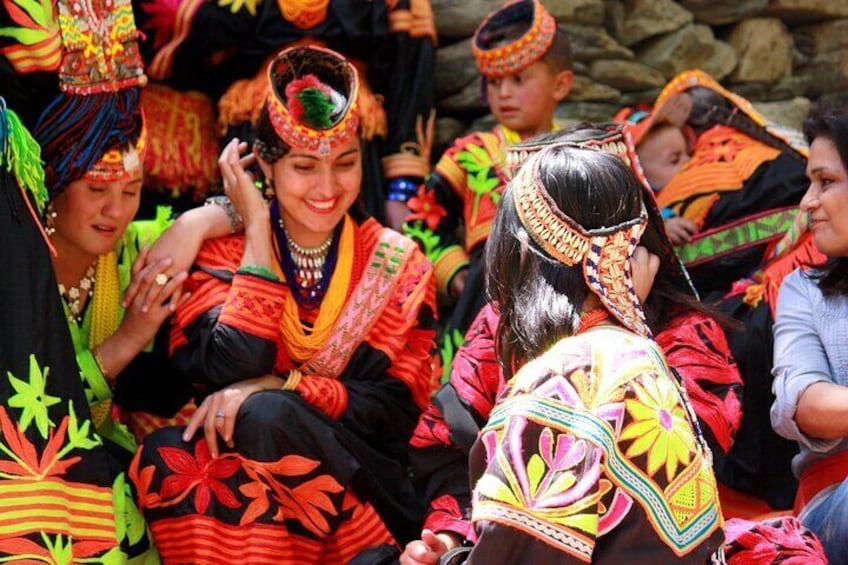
[183,375,284,457]
[400,529,459,565]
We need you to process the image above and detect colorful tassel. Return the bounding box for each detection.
[1,101,49,213]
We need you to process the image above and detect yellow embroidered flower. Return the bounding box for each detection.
[217,0,261,16]
[619,376,696,482]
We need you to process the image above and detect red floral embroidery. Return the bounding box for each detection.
[0,407,80,478]
[239,455,345,537]
[411,404,451,448]
[158,441,241,514]
[407,186,447,231]
[424,495,473,539]
[451,305,504,421]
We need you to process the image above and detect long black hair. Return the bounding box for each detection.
[486,145,644,377]
[803,96,848,297]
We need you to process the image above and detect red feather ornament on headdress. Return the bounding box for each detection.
[284,74,334,126]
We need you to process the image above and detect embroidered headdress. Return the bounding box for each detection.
[472,0,556,79]
[652,69,808,159]
[511,146,652,337]
[264,45,360,155]
[0,0,148,195]
[507,123,700,331]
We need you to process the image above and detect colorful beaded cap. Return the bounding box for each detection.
[266,45,360,155]
[84,124,147,183]
[472,0,556,80]
[511,148,652,337]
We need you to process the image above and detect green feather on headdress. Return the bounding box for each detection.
[296,88,336,129]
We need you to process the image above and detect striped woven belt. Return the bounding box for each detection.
[675,206,800,268]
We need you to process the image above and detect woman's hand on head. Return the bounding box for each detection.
[219,138,268,229]
[400,530,460,565]
[183,375,284,458]
[117,247,190,352]
[630,245,661,304]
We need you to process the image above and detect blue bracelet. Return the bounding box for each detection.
[387,177,420,202]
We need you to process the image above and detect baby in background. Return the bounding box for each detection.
[615,105,700,246]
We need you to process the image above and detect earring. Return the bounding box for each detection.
[262,177,275,200]
[45,203,57,237]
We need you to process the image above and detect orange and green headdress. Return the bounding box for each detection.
[472,0,556,80]
[264,45,360,156]
[0,0,147,195]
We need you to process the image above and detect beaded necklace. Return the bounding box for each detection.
[271,201,339,308]
[58,261,97,324]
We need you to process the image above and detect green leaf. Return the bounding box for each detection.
[123,478,147,544]
[547,471,577,496]
[465,144,493,166]
[0,27,47,43]
[476,474,521,507]
[7,355,60,438]
[527,454,546,498]
[67,401,101,451]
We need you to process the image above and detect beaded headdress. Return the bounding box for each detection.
[266,45,360,155]
[511,147,651,337]
[0,0,147,195]
[472,0,556,80]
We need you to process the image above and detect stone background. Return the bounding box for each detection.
[431,0,848,154]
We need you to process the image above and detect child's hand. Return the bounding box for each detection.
[450,269,469,299]
[664,217,699,245]
[400,530,460,565]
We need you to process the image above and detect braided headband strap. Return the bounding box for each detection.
[511,150,651,337]
[266,46,360,155]
[472,0,556,80]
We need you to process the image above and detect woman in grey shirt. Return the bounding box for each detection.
[771,97,848,564]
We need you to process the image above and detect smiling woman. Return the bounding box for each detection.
[771,96,848,564]
[131,45,440,565]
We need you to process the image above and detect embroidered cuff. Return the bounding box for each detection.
[434,246,470,297]
[237,264,280,282]
[295,375,348,420]
[219,273,286,341]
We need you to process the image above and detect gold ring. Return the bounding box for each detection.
[155,273,168,286]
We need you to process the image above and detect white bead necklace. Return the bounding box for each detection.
[278,217,333,288]
[58,262,96,324]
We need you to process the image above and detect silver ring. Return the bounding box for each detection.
[215,410,225,418]
[154,273,168,286]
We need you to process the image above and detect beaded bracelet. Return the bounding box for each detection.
[92,347,113,385]
[282,368,303,391]
[387,177,420,202]
[237,265,280,282]
[204,195,244,234]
